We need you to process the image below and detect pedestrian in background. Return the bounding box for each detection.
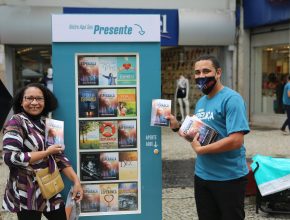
[281,75,290,135]
[2,83,83,220]
[168,55,250,220]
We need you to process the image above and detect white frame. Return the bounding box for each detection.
[75,52,141,216]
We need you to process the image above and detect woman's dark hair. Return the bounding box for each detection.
[12,83,58,116]
[194,55,221,70]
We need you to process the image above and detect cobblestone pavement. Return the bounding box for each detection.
[0,127,289,219]
[162,127,290,220]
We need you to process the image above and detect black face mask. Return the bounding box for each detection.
[195,76,217,95]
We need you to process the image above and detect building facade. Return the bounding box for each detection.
[239,0,290,128]
[0,0,236,122]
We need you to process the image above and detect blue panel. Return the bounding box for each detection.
[52,42,161,219]
[244,0,290,28]
[63,7,178,46]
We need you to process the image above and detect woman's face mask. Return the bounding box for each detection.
[195,76,217,95]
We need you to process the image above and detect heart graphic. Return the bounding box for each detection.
[123,63,131,70]
[104,194,114,203]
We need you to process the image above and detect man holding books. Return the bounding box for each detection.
[168,55,250,220]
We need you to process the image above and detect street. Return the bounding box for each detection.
[162,126,290,219]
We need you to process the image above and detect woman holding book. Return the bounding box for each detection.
[168,55,250,220]
[2,83,83,220]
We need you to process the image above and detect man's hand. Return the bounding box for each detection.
[166,114,180,130]
[191,133,203,154]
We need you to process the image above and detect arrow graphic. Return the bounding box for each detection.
[134,24,145,35]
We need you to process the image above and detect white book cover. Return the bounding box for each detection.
[179,115,218,146]
[45,118,64,147]
[150,99,171,127]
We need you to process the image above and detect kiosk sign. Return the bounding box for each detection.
[52,14,160,42]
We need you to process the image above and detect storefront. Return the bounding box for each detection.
[243,0,290,128]
[9,45,52,93]
[0,1,236,118]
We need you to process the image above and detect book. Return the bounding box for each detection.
[98,89,118,117]
[99,121,118,149]
[80,153,102,181]
[117,56,137,85]
[100,152,119,180]
[150,99,171,127]
[78,88,99,117]
[100,184,119,212]
[78,56,99,85]
[118,120,137,148]
[119,151,138,180]
[117,88,137,117]
[79,120,100,149]
[81,184,100,212]
[118,182,138,211]
[98,57,118,86]
[45,118,64,147]
[178,115,219,146]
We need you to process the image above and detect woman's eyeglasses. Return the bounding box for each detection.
[24,96,45,103]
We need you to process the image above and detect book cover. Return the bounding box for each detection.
[117,56,137,85]
[100,152,119,180]
[119,151,138,181]
[78,88,98,118]
[99,121,118,149]
[118,183,138,211]
[150,99,171,127]
[78,56,99,85]
[98,56,118,86]
[81,184,100,212]
[79,120,100,149]
[178,115,219,146]
[80,153,102,181]
[45,118,64,147]
[98,89,118,117]
[100,184,119,212]
[118,120,137,148]
[117,88,137,117]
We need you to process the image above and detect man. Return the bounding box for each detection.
[168,55,250,220]
[282,75,290,135]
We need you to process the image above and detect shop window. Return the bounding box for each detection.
[13,45,51,93]
[161,46,219,118]
[261,44,290,114]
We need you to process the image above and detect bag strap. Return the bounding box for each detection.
[252,161,259,174]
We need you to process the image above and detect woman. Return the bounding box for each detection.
[2,83,83,220]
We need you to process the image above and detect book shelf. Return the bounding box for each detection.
[75,53,140,216]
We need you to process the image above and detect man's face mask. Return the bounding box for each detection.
[195,76,217,95]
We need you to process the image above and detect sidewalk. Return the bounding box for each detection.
[0,127,289,219]
[162,126,290,220]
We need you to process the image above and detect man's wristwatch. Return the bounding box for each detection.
[172,123,181,132]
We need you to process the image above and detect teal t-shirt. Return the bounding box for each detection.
[282,82,290,106]
[194,87,250,181]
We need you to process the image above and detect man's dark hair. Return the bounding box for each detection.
[12,83,58,116]
[194,55,221,70]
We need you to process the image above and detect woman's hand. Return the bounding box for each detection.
[29,144,64,164]
[62,166,84,202]
[46,144,65,155]
[72,181,83,203]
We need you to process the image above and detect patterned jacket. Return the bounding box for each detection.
[2,112,71,212]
